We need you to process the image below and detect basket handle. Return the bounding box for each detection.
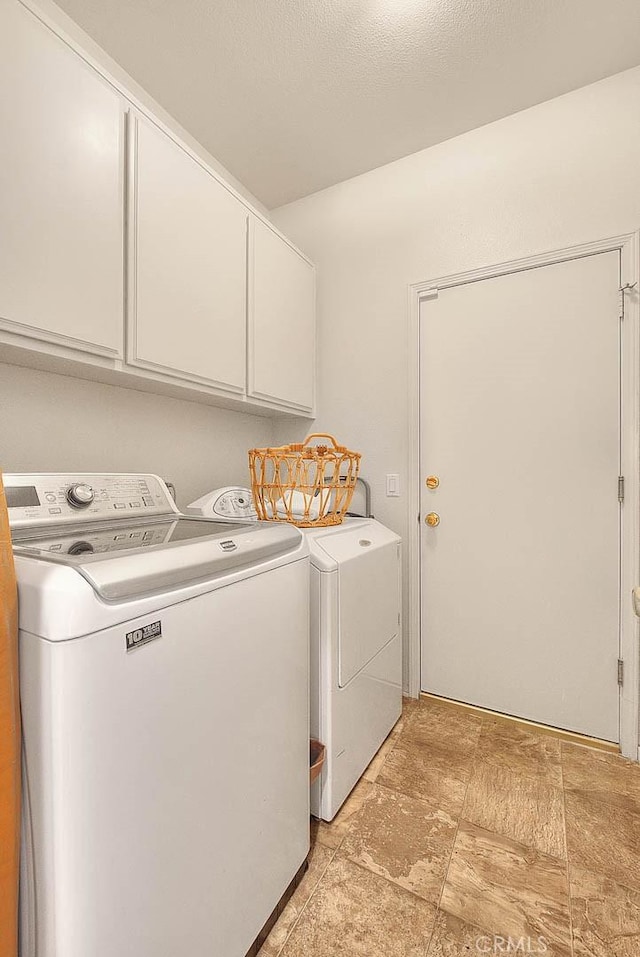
[302,433,343,449]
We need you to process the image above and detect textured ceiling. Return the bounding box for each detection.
[53,0,640,208]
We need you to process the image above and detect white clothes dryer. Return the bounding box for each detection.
[304,518,402,820]
[8,473,310,957]
[188,488,402,822]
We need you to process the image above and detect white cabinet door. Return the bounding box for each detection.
[0,0,124,356]
[249,218,315,412]
[130,117,247,392]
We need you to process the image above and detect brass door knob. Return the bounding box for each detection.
[425,512,440,527]
[425,476,439,489]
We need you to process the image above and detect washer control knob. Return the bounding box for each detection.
[66,483,95,508]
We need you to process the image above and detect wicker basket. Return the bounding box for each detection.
[248,433,361,528]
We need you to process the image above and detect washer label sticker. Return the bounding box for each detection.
[126,620,162,652]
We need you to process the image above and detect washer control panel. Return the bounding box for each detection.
[4,473,177,530]
[187,486,258,521]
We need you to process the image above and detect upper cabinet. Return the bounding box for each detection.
[0,0,124,357]
[249,217,316,413]
[0,0,315,415]
[129,116,248,393]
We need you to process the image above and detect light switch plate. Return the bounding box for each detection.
[386,474,400,497]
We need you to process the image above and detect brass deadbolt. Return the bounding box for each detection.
[425,512,440,527]
[425,475,440,489]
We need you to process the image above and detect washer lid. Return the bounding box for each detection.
[13,518,302,602]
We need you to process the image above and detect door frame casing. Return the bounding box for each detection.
[406,232,640,759]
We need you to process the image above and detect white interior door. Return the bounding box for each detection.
[420,251,621,741]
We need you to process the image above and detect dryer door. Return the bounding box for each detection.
[318,523,401,687]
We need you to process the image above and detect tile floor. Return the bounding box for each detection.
[259,695,640,957]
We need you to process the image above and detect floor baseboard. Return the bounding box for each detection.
[420,692,619,753]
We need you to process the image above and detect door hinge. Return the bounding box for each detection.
[618,476,625,503]
[618,658,624,686]
[619,282,638,320]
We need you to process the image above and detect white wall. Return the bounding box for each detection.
[0,364,273,509]
[271,66,640,690]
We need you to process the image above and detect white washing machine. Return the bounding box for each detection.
[7,473,310,957]
[188,487,403,821]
